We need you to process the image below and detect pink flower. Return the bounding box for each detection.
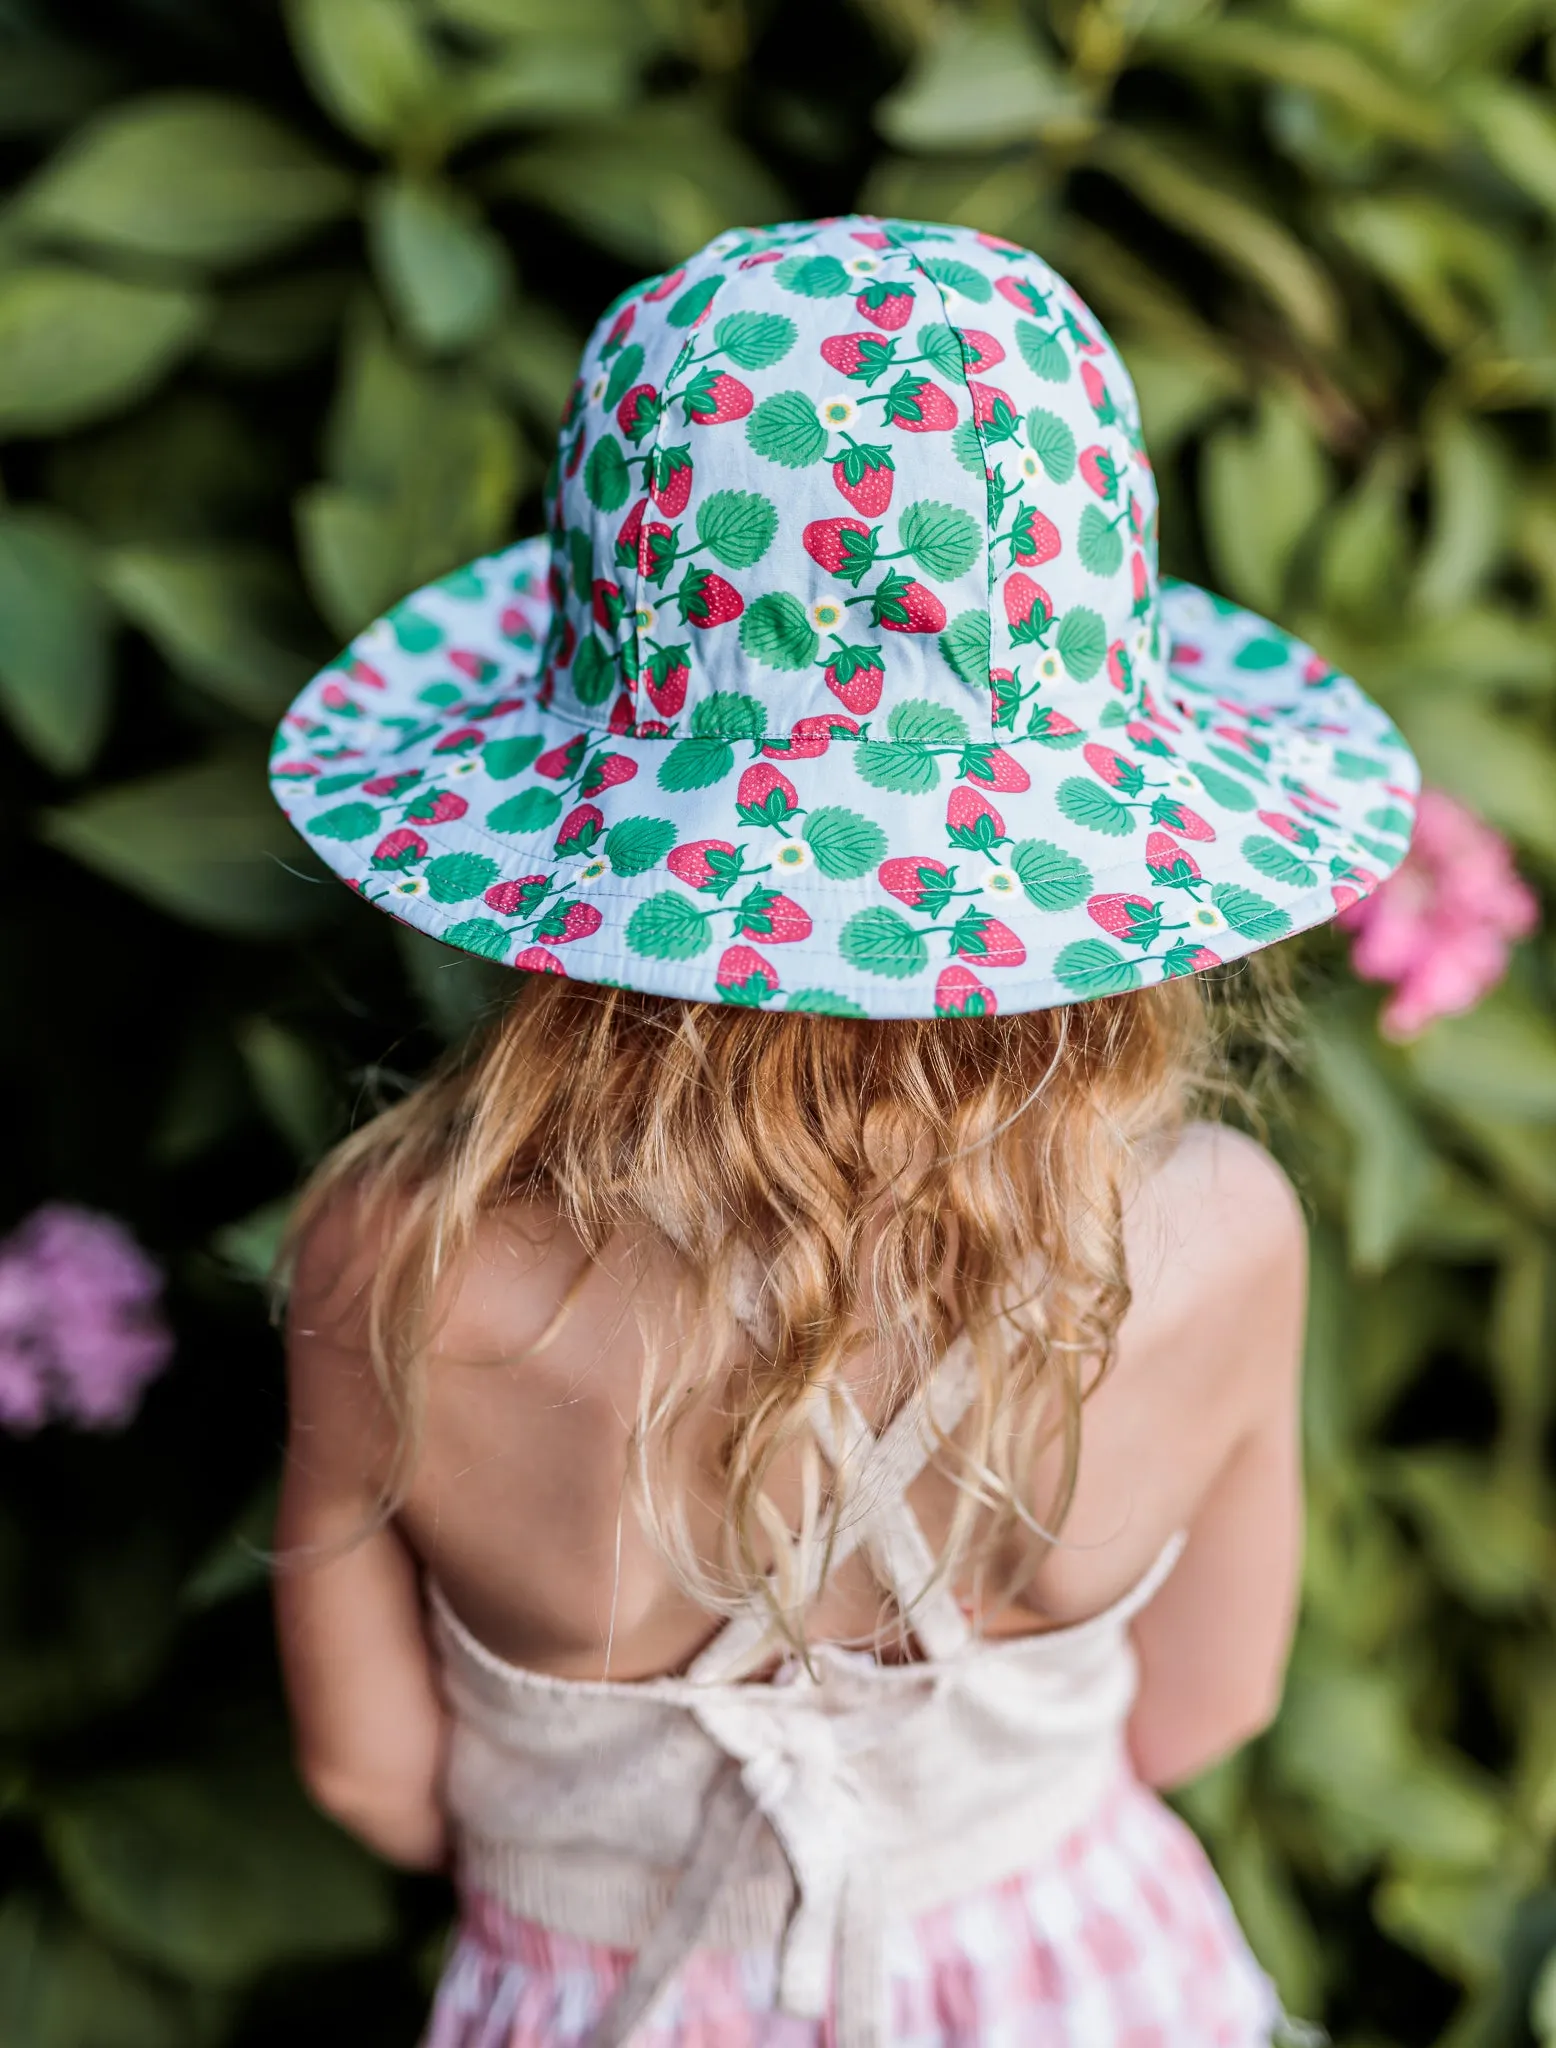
[1339,788,1538,1039]
[0,1205,173,1433]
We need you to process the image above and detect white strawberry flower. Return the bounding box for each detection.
[981,865,1020,899]
[1021,452,1040,480]
[1334,835,1368,866]
[847,256,879,275]
[1038,652,1062,683]
[819,395,855,429]
[589,373,607,404]
[1188,901,1227,935]
[635,604,657,634]
[1286,734,1332,776]
[774,839,812,873]
[812,599,845,630]
[1166,767,1199,793]
[1133,628,1151,659]
[389,875,429,900]
[447,755,482,778]
[577,857,610,887]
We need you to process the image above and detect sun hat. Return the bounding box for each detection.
[269,214,1419,1019]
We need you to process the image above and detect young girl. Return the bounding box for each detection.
[270,215,1418,2046]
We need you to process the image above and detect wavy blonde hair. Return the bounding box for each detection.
[288,970,1252,1646]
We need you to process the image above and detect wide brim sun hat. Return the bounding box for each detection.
[270,215,1419,1020]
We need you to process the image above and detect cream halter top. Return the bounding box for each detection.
[429,1332,1184,2048]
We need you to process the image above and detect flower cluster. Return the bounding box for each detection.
[0,1204,173,1434]
[1340,787,1538,1039]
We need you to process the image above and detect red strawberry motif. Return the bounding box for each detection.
[1087,892,1162,945]
[832,441,895,517]
[739,250,784,270]
[856,281,914,330]
[874,573,946,635]
[601,304,635,356]
[684,369,753,425]
[962,745,1030,793]
[1145,832,1203,891]
[1083,742,1144,794]
[734,887,812,943]
[1081,360,1119,424]
[555,803,604,854]
[1078,445,1119,500]
[363,769,420,798]
[1028,707,1084,745]
[668,840,747,895]
[956,328,1005,372]
[946,786,1005,853]
[1125,720,1173,759]
[348,659,388,689]
[804,516,878,582]
[645,644,691,717]
[879,855,952,912]
[851,230,890,249]
[372,828,427,870]
[762,714,860,759]
[820,332,899,384]
[1003,573,1052,643]
[1011,505,1061,566]
[715,944,780,1005]
[822,641,885,714]
[736,763,799,828]
[592,578,624,630]
[513,944,567,974]
[967,381,1018,432]
[1170,639,1202,667]
[537,900,604,944]
[406,788,468,824]
[990,669,1020,727]
[643,268,685,301]
[951,912,1026,968]
[320,683,359,714]
[1149,797,1216,841]
[1106,640,1132,693]
[448,650,497,683]
[536,735,587,779]
[647,444,694,516]
[616,498,648,569]
[882,376,958,431]
[934,965,997,1018]
[581,752,637,797]
[432,726,483,755]
[995,275,1047,318]
[639,520,678,584]
[616,384,661,444]
[676,567,744,629]
[608,692,635,734]
[1258,809,1320,852]
[485,874,550,917]
[1062,304,1104,355]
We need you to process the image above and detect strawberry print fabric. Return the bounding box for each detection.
[271,214,1418,1018]
[423,1773,1281,2047]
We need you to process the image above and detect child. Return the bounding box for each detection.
[270,216,1417,2046]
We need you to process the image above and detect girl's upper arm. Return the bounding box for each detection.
[273,1198,449,1869]
[1126,1134,1308,1790]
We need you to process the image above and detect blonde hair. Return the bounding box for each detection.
[287,971,1254,1646]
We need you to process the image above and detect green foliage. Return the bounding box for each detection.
[1,2,1555,2044]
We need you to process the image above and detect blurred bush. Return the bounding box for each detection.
[1,1,1555,2042]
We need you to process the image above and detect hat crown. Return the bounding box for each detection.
[541,216,1163,752]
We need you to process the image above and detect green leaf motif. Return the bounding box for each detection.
[1057,607,1106,680]
[740,591,818,670]
[854,742,940,794]
[583,432,629,512]
[746,390,827,468]
[602,342,644,411]
[696,489,777,569]
[658,736,734,790]
[483,735,544,780]
[424,852,499,903]
[691,691,768,739]
[1333,748,1386,781]
[916,323,965,378]
[1077,504,1124,578]
[572,635,614,706]
[1232,634,1289,670]
[803,805,888,879]
[918,256,992,302]
[774,253,852,297]
[1054,938,1140,997]
[1365,805,1414,840]
[1011,838,1092,910]
[939,610,990,690]
[899,500,981,581]
[1211,882,1292,941]
[838,906,930,978]
[1207,744,1268,784]
[890,699,969,744]
[786,989,870,1016]
[714,311,797,369]
[950,421,985,476]
[309,801,379,841]
[1241,834,1317,889]
[668,276,721,327]
[487,787,562,832]
[1057,776,1134,836]
[443,917,510,960]
[605,815,677,875]
[625,890,711,959]
[1190,760,1257,812]
[1015,322,1069,383]
[1026,409,1076,482]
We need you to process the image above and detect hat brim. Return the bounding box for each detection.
[272,538,1417,1018]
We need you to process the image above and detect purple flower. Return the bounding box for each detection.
[0,1204,173,1434]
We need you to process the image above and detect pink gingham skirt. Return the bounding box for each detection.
[424,1773,1280,2047]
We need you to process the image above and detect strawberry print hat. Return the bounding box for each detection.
[270,216,1419,1018]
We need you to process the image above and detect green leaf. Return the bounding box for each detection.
[916,322,966,378]
[696,489,777,569]
[1057,607,1106,680]
[1241,834,1318,890]
[950,420,986,475]
[0,266,205,436]
[583,431,631,512]
[308,801,380,841]
[487,786,562,832]
[0,1892,193,2048]
[441,915,510,960]
[571,634,614,706]
[1054,938,1141,997]
[939,609,990,689]
[604,814,676,875]
[1056,776,1133,835]
[874,16,1080,150]
[746,389,826,468]
[803,806,887,879]
[1011,838,1092,910]
[1026,408,1076,482]
[854,742,940,794]
[424,851,499,903]
[602,341,645,412]
[625,890,710,959]
[18,93,355,268]
[1201,390,1329,616]
[899,499,981,581]
[1211,881,1292,940]
[0,510,111,775]
[740,592,817,670]
[714,311,796,369]
[44,753,333,934]
[1016,322,1069,382]
[657,736,733,790]
[367,173,509,352]
[285,0,442,150]
[483,734,544,780]
[1190,759,1258,811]
[889,699,969,743]
[838,906,929,978]
[690,692,767,739]
[103,543,316,722]
[786,989,870,1016]
[1076,504,1124,578]
[917,255,992,302]
[667,276,721,328]
[774,253,851,297]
